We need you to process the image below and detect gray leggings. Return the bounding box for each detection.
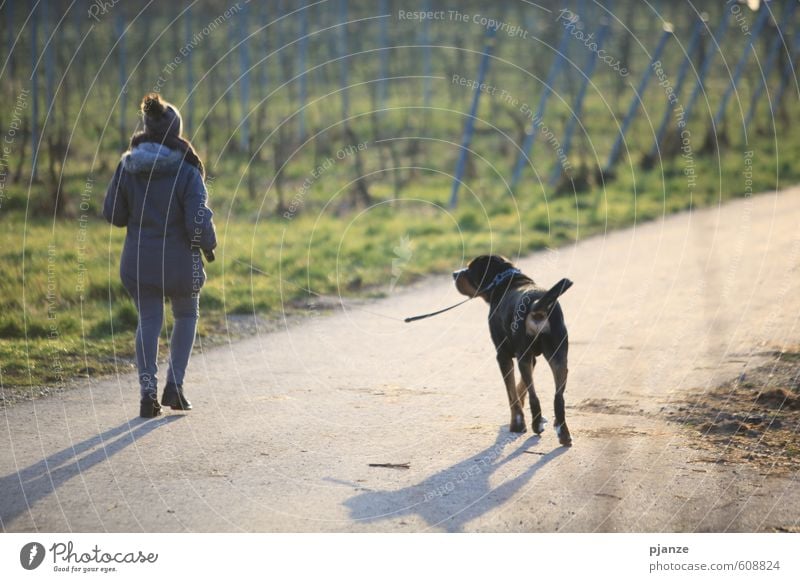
[132,290,199,396]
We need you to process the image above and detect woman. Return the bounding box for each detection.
[103,93,217,418]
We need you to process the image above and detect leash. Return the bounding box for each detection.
[232,258,405,322]
[232,259,559,326]
[403,268,522,323]
[403,298,473,323]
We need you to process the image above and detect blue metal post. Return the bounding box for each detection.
[276,0,287,85]
[510,24,571,188]
[604,24,673,173]
[339,0,349,120]
[745,0,796,129]
[772,24,800,117]
[648,16,704,159]
[298,8,308,140]
[239,3,250,151]
[186,6,193,130]
[262,1,270,104]
[115,11,126,145]
[422,0,432,111]
[5,1,13,75]
[45,0,54,116]
[30,3,40,180]
[711,4,771,130]
[378,0,389,114]
[549,19,611,187]
[449,27,497,209]
[679,8,732,131]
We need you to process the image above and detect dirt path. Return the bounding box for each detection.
[2,188,800,532]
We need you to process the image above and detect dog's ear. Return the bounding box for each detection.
[467,255,514,290]
[492,255,515,268]
[473,255,514,271]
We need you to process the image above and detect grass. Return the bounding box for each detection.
[2,115,797,396]
[3,22,800,397]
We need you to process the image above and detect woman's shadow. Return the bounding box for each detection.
[0,415,181,530]
[342,428,569,532]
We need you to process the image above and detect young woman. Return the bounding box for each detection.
[103,93,217,418]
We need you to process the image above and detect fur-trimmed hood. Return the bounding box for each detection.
[121,142,185,175]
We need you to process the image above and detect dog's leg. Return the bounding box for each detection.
[516,379,527,410]
[548,356,572,446]
[518,357,544,434]
[497,355,526,433]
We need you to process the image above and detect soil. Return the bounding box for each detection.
[664,349,800,475]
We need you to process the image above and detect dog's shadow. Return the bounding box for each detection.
[0,415,181,529]
[342,429,569,532]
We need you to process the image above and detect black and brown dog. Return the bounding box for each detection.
[453,255,573,446]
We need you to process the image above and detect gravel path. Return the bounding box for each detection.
[2,187,799,532]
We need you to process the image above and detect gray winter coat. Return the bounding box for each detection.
[103,143,217,297]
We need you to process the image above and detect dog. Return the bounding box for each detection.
[453,255,573,446]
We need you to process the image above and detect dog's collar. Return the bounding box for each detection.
[405,267,524,323]
[478,268,522,293]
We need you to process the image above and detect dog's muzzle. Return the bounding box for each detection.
[452,268,467,280]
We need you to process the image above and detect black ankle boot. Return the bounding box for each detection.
[161,382,192,411]
[140,393,162,418]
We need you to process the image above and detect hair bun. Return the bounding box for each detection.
[141,93,165,116]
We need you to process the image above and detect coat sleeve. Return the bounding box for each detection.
[183,167,217,251]
[102,162,129,227]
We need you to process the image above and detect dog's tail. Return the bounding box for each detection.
[531,278,573,315]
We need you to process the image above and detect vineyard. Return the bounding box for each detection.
[0,0,798,390]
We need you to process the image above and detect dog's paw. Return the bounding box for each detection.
[509,421,527,433]
[509,413,527,434]
[555,423,572,447]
